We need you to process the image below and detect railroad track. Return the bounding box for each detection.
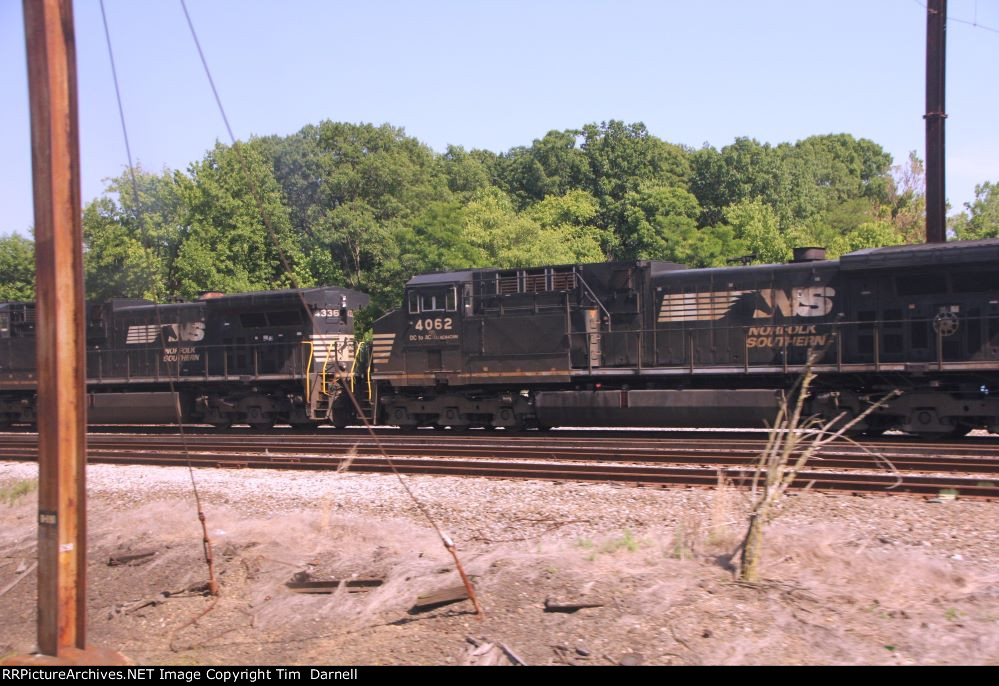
[4,433,999,472]
[1,432,997,500]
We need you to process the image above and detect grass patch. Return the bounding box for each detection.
[0,478,37,506]
[601,529,640,554]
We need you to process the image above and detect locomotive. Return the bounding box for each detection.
[370,238,999,438]
[0,286,369,428]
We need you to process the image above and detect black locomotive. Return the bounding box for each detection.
[0,286,369,428]
[370,239,999,438]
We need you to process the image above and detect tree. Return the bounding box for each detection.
[524,189,612,257]
[254,126,325,240]
[690,138,787,227]
[81,167,186,299]
[616,183,701,261]
[785,134,892,211]
[0,233,35,301]
[496,129,590,205]
[302,122,453,290]
[880,151,926,243]
[83,198,165,301]
[174,142,311,298]
[827,221,904,258]
[952,181,999,240]
[441,145,495,196]
[737,360,898,583]
[724,199,791,264]
[462,188,604,268]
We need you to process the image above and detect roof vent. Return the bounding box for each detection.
[792,247,826,263]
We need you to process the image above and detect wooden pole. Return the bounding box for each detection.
[23,0,87,656]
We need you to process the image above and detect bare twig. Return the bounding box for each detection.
[737,351,900,582]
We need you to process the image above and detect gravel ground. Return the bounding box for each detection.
[1,460,998,665]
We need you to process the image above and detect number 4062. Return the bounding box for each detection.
[414,317,452,331]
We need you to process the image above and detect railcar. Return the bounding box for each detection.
[369,239,999,438]
[0,287,369,428]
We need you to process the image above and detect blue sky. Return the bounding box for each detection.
[2,0,997,237]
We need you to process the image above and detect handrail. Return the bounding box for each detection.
[303,340,314,401]
[348,346,359,394]
[366,345,373,403]
[574,270,612,332]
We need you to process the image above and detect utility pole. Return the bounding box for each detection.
[22,0,88,657]
[925,0,947,243]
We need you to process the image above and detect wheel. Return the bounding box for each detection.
[912,422,973,440]
[947,422,973,438]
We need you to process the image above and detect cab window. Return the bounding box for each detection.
[0,313,9,338]
[409,286,457,313]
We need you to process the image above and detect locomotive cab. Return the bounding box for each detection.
[404,279,463,377]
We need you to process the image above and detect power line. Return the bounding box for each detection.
[912,0,999,34]
[176,0,484,617]
[98,0,140,208]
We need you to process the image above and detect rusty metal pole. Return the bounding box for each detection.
[23,0,87,656]
[925,0,947,243]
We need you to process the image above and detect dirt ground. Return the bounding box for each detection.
[1,463,998,666]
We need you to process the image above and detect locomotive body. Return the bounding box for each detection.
[371,239,999,437]
[0,287,369,427]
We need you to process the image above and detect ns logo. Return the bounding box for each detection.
[125,320,206,345]
[165,321,206,342]
[752,287,835,319]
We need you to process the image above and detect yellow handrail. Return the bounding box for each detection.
[303,340,314,400]
[366,346,373,404]
[348,345,359,394]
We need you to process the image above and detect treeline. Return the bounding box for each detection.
[2,120,997,315]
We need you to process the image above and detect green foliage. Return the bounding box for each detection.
[462,188,604,268]
[174,142,311,299]
[442,145,495,196]
[617,183,700,261]
[0,478,37,506]
[724,199,792,264]
[0,233,36,301]
[883,152,927,243]
[827,221,905,258]
[952,181,999,240]
[84,197,166,301]
[76,119,974,327]
[600,529,640,554]
[82,167,189,300]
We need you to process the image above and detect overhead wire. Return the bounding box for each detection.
[911,0,999,34]
[99,0,218,596]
